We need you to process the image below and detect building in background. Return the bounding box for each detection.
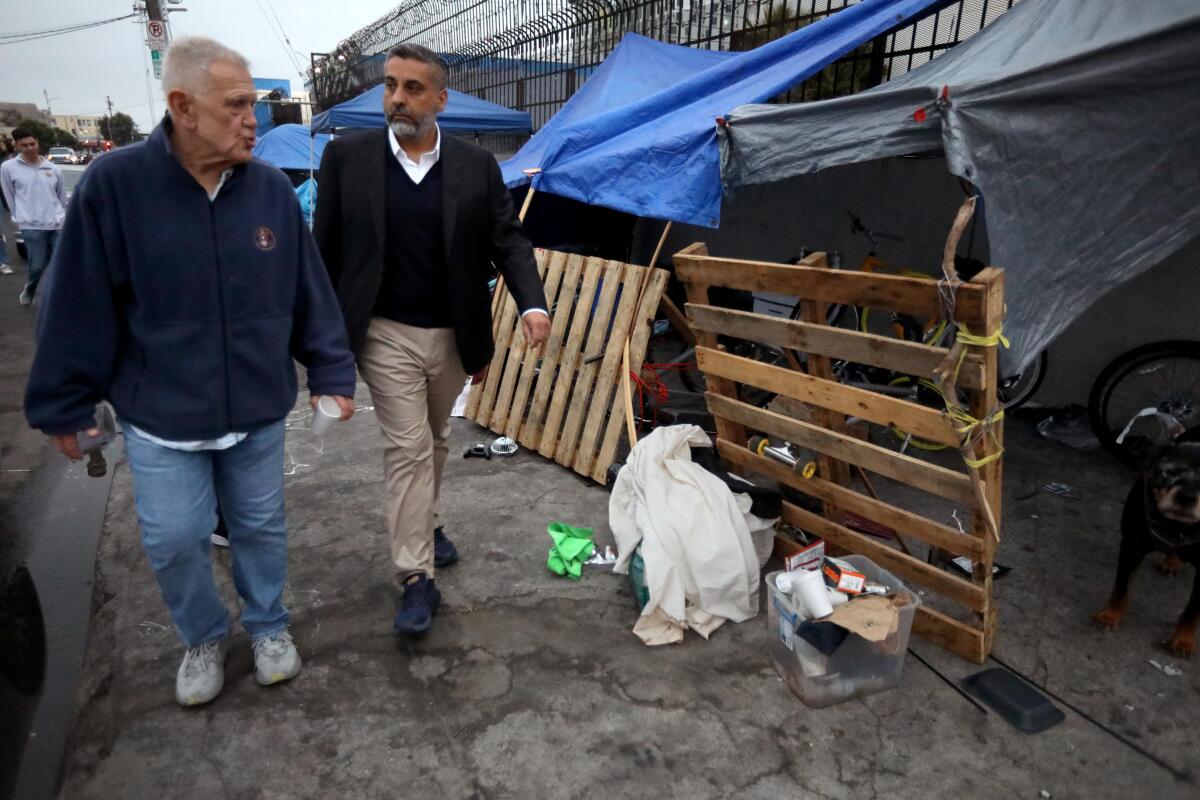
[0,101,52,140]
[53,114,103,145]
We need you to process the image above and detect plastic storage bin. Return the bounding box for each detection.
[766,555,920,708]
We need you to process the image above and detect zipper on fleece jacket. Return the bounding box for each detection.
[209,200,234,432]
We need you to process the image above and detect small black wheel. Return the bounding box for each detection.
[997,350,1047,410]
[1088,340,1200,465]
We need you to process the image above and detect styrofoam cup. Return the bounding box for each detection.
[311,396,341,436]
[792,567,834,619]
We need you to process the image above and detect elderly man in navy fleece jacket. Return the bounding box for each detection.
[24,37,357,707]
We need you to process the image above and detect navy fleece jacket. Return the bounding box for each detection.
[24,120,357,440]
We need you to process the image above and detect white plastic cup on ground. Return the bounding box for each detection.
[311,396,341,436]
[791,567,834,619]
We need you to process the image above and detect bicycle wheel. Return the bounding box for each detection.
[997,350,1047,410]
[1088,341,1200,465]
[885,376,950,451]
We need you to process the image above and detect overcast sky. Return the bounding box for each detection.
[1,0,391,131]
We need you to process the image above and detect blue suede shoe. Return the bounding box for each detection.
[433,526,459,568]
[393,574,441,636]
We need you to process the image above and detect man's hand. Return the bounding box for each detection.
[310,395,356,421]
[51,427,99,461]
[522,310,551,355]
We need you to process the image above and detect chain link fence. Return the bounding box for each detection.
[311,0,1018,153]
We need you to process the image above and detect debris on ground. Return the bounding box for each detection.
[1041,482,1081,499]
[546,522,596,580]
[585,545,618,566]
[1035,404,1099,449]
[1149,660,1184,677]
[490,436,519,457]
[463,442,491,459]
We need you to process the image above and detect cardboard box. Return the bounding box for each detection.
[785,538,825,572]
[822,556,867,595]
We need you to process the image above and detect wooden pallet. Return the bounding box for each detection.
[674,242,1004,663]
[466,249,668,483]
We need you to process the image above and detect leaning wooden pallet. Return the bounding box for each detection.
[468,248,668,484]
[673,209,1005,663]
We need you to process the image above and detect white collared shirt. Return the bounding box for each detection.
[387,125,549,321]
[388,124,441,185]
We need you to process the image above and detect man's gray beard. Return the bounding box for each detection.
[389,115,434,141]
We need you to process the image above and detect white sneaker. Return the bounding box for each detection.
[18,287,32,306]
[0,264,12,275]
[252,630,301,686]
[210,532,230,548]
[175,638,226,707]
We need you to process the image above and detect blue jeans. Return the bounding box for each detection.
[122,420,290,647]
[21,228,59,296]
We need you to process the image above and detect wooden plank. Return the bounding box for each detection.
[705,393,975,505]
[538,258,603,458]
[489,254,552,431]
[797,253,850,490]
[969,267,1005,609]
[673,254,988,326]
[591,267,669,483]
[519,253,585,451]
[781,501,987,612]
[472,251,547,423]
[686,304,986,390]
[697,346,961,448]
[676,243,747,448]
[502,252,566,439]
[912,606,987,664]
[556,260,625,465]
[716,440,983,559]
[470,282,522,425]
[574,263,641,476]
[658,294,696,345]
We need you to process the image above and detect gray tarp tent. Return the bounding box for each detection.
[720,0,1200,369]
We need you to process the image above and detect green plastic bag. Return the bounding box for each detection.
[546,522,595,580]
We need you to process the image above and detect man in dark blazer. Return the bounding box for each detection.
[315,44,549,637]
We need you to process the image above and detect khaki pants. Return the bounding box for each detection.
[359,317,467,580]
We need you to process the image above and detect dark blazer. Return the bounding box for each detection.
[314,128,546,375]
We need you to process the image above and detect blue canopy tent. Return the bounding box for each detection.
[252,124,330,171]
[500,0,950,228]
[310,86,533,134]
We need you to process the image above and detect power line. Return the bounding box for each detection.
[254,0,306,78]
[0,13,139,46]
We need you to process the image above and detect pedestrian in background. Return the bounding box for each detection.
[0,137,13,273]
[0,183,11,276]
[0,128,65,303]
[24,37,357,707]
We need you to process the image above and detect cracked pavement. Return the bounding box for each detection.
[9,375,1199,799]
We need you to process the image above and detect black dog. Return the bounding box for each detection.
[1095,438,1200,658]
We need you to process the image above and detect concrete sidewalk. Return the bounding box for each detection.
[52,389,1199,799]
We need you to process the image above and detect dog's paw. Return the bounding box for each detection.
[1157,553,1184,577]
[1166,629,1196,659]
[1094,607,1124,630]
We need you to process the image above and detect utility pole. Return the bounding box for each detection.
[42,89,55,118]
[139,0,170,126]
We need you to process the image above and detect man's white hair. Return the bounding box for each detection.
[162,36,250,96]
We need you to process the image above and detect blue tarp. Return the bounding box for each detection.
[253,78,291,136]
[252,124,329,171]
[310,86,532,134]
[295,177,317,228]
[501,0,948,227]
